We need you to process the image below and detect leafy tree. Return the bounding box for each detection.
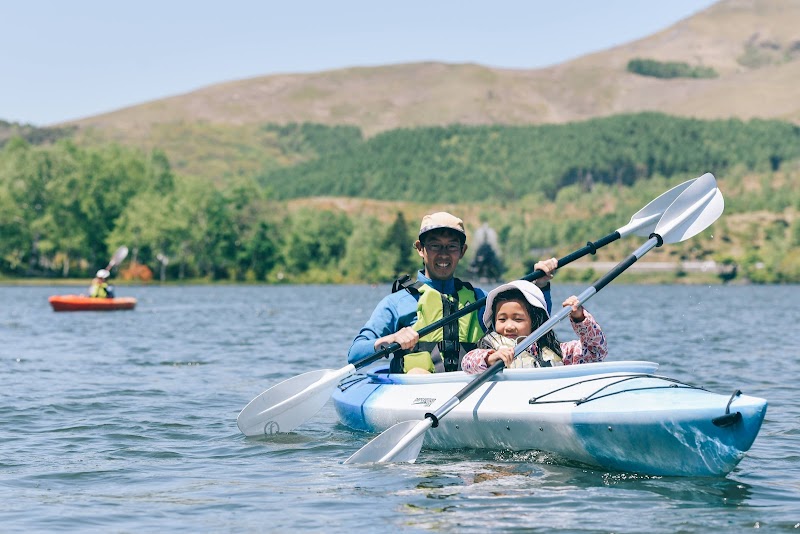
[240,221,281,281]
[341,216,396,282]
[284,208,353,274]
[107,191,181,273]
[383,212,416,278]
[0,186,29,272]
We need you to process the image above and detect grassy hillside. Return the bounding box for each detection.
[57,0,800,183]
[66,0,800,137]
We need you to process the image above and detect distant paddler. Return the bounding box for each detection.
[88,246,128,298]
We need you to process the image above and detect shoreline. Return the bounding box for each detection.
[0,273,757,287]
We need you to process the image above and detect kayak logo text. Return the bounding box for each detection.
[412,397,436,407]
[263,421,280,435]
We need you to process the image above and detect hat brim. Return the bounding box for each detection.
[418,225,466,239]
[483,280,548,328]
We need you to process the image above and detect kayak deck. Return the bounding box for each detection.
[49,294,137,312]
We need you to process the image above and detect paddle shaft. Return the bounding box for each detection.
[352,230,624,371]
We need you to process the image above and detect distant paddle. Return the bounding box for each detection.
[106,246,129,271]
[236,175,707,438]
[344,172,724,464]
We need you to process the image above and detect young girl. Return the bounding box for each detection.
[461,280,607,374]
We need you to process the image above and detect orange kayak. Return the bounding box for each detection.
[49,295,137,312]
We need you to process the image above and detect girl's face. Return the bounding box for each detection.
[494,299,533,338]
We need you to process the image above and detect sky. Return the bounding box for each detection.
[1,0,719,126]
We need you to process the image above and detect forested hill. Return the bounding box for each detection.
[261,115,800,203]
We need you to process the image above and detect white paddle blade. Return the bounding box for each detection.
[344,419,430,464]
[109,246,129,268]
[618,176,698,237]
[656,173,724,244]
[237,368,347,437]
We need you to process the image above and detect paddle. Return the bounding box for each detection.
[236,176,704,438]
[106,246,129,271]
[344,172,723,464]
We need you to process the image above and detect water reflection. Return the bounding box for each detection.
[594,471,754,507]
[392,459,757,533]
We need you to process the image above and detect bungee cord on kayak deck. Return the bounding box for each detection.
[526,373,704,404]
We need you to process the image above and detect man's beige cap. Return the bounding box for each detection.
[418,212,466,239]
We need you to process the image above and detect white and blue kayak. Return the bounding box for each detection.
[333,361,767,477]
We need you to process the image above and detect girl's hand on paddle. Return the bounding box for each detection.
[563,295,585,322]
[533,257,558,288]
[375,326,419,351]
[485,346,515,367]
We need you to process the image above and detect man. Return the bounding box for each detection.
[347,211,556,373]
[89,269,115,298]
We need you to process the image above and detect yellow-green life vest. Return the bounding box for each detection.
[396,281,484,373]
[90,281,109,298]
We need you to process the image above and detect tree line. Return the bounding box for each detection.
[0,119,75,147]
[0,136,420,282]
[1,113,799,283]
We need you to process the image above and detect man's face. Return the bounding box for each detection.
[416,229,466,281]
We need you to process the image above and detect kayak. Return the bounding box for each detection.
[332,361,767,477]
[48,295,137,312]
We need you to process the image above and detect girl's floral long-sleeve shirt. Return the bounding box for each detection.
[461,309,608,374]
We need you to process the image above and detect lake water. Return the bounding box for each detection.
[2,283,799,532]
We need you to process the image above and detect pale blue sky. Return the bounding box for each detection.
[1,0,718,126]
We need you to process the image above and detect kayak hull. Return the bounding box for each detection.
[333,361,767,476]
[49,295,137,312]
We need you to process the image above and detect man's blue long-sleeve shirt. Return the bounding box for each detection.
[347,271,552,364]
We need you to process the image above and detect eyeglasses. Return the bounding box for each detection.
[424,242,462,253]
